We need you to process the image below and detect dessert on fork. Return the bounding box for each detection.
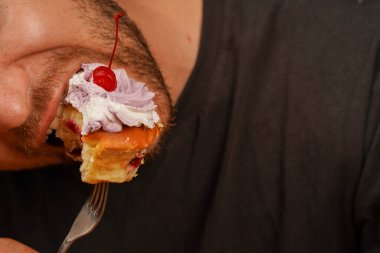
[56,63,163,184]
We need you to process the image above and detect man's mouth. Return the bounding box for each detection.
[45,87,68,147]
[46,100,64,146]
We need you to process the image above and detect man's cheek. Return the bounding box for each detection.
[0,238,38,253]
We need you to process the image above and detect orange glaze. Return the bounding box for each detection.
[81,125,161,151]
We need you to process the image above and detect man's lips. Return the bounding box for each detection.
[36,82,68,145]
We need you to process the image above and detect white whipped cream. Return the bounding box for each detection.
[66,63,160,135]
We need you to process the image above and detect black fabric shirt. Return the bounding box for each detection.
[1,0,380,252]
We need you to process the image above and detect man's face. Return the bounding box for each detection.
[0,0,171,170]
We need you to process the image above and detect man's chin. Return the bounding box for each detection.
[0,144,73,171]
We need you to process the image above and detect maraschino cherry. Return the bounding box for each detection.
[92,12,125,92]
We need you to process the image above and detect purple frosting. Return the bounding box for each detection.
[68,63,156,110]
[65,63,159,134]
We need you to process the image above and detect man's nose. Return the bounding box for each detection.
[0,66,31,132]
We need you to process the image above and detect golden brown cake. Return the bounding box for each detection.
[56,105,161,184]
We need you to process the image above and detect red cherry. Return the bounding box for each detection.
[91,12,124,92]
[92,66,117,92]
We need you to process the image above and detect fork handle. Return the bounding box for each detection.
[57,238,73,253]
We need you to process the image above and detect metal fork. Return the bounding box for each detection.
[58,182,109,253]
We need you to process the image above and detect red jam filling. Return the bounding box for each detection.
[129,157,142,169]
[64,120,81,134]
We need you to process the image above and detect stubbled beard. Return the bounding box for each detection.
[13,71,56,156]
[11,1,172,158]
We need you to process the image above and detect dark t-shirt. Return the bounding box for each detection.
[1,0,380,252]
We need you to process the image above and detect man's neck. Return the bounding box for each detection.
[117,0,203,103]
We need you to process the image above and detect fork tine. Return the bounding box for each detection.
[95,183,109,215]
[88,183,100,206]
[94,183,106,212]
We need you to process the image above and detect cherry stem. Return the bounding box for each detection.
[108,12,125,68]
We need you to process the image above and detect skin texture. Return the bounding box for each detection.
[0,238,38,253]
[0,0,173,170]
